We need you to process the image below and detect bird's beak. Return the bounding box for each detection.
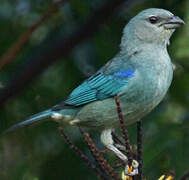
[162,16,185,29]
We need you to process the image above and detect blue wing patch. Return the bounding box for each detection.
[64,70,135,106]
[114,69,134,78]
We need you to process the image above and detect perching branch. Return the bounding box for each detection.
[137,120,142,180]
[114,95,133,165]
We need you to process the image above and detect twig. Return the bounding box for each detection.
[81,129,110,178]
[114,95,133,165]
[0,0,127,107]
[113,161,125,169]
[58,127,108,180]
[0,0,68,70]
[179,170,189,180]
[112,132,137,159]
[137,120,142,180]
[112,132,125,146]
[79,128,121,180]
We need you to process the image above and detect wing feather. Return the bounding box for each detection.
[64,70,135,106]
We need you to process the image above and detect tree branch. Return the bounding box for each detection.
[137,120,142,180]
[179,170,189,180]
[58,127,108,180]
[79,128,121,180]
[114,95,133,165]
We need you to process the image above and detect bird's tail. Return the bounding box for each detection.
[3,109,53,134]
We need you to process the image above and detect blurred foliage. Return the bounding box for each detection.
[0,0,189,180]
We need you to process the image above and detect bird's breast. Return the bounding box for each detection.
[120,52,173,119]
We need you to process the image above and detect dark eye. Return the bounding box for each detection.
[149,16,159,24]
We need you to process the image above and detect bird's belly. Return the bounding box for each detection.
[75,66,173,129]
[75,96,152,129]
[75,92,164,129]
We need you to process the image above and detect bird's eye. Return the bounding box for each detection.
[149,16,159,24]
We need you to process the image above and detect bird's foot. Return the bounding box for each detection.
[124,160,139,176]
[100,129,138,177]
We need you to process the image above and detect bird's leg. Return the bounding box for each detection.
[115,144,126,151]
[100,129,128,162]
[100,129,139,176]
[112,132,127,151]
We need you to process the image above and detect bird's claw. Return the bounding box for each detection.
[124,160,139,176]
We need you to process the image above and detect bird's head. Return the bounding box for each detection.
[121,8,185,50]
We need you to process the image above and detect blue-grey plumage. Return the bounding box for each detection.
[4,8,184,173]
[3,110,53,133]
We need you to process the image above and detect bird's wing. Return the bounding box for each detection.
[64,69,135,106]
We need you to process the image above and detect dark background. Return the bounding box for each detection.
[0,0,189,179]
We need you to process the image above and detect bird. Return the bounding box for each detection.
[4,8,184,175]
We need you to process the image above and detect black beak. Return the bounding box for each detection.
[161,16,185,29]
